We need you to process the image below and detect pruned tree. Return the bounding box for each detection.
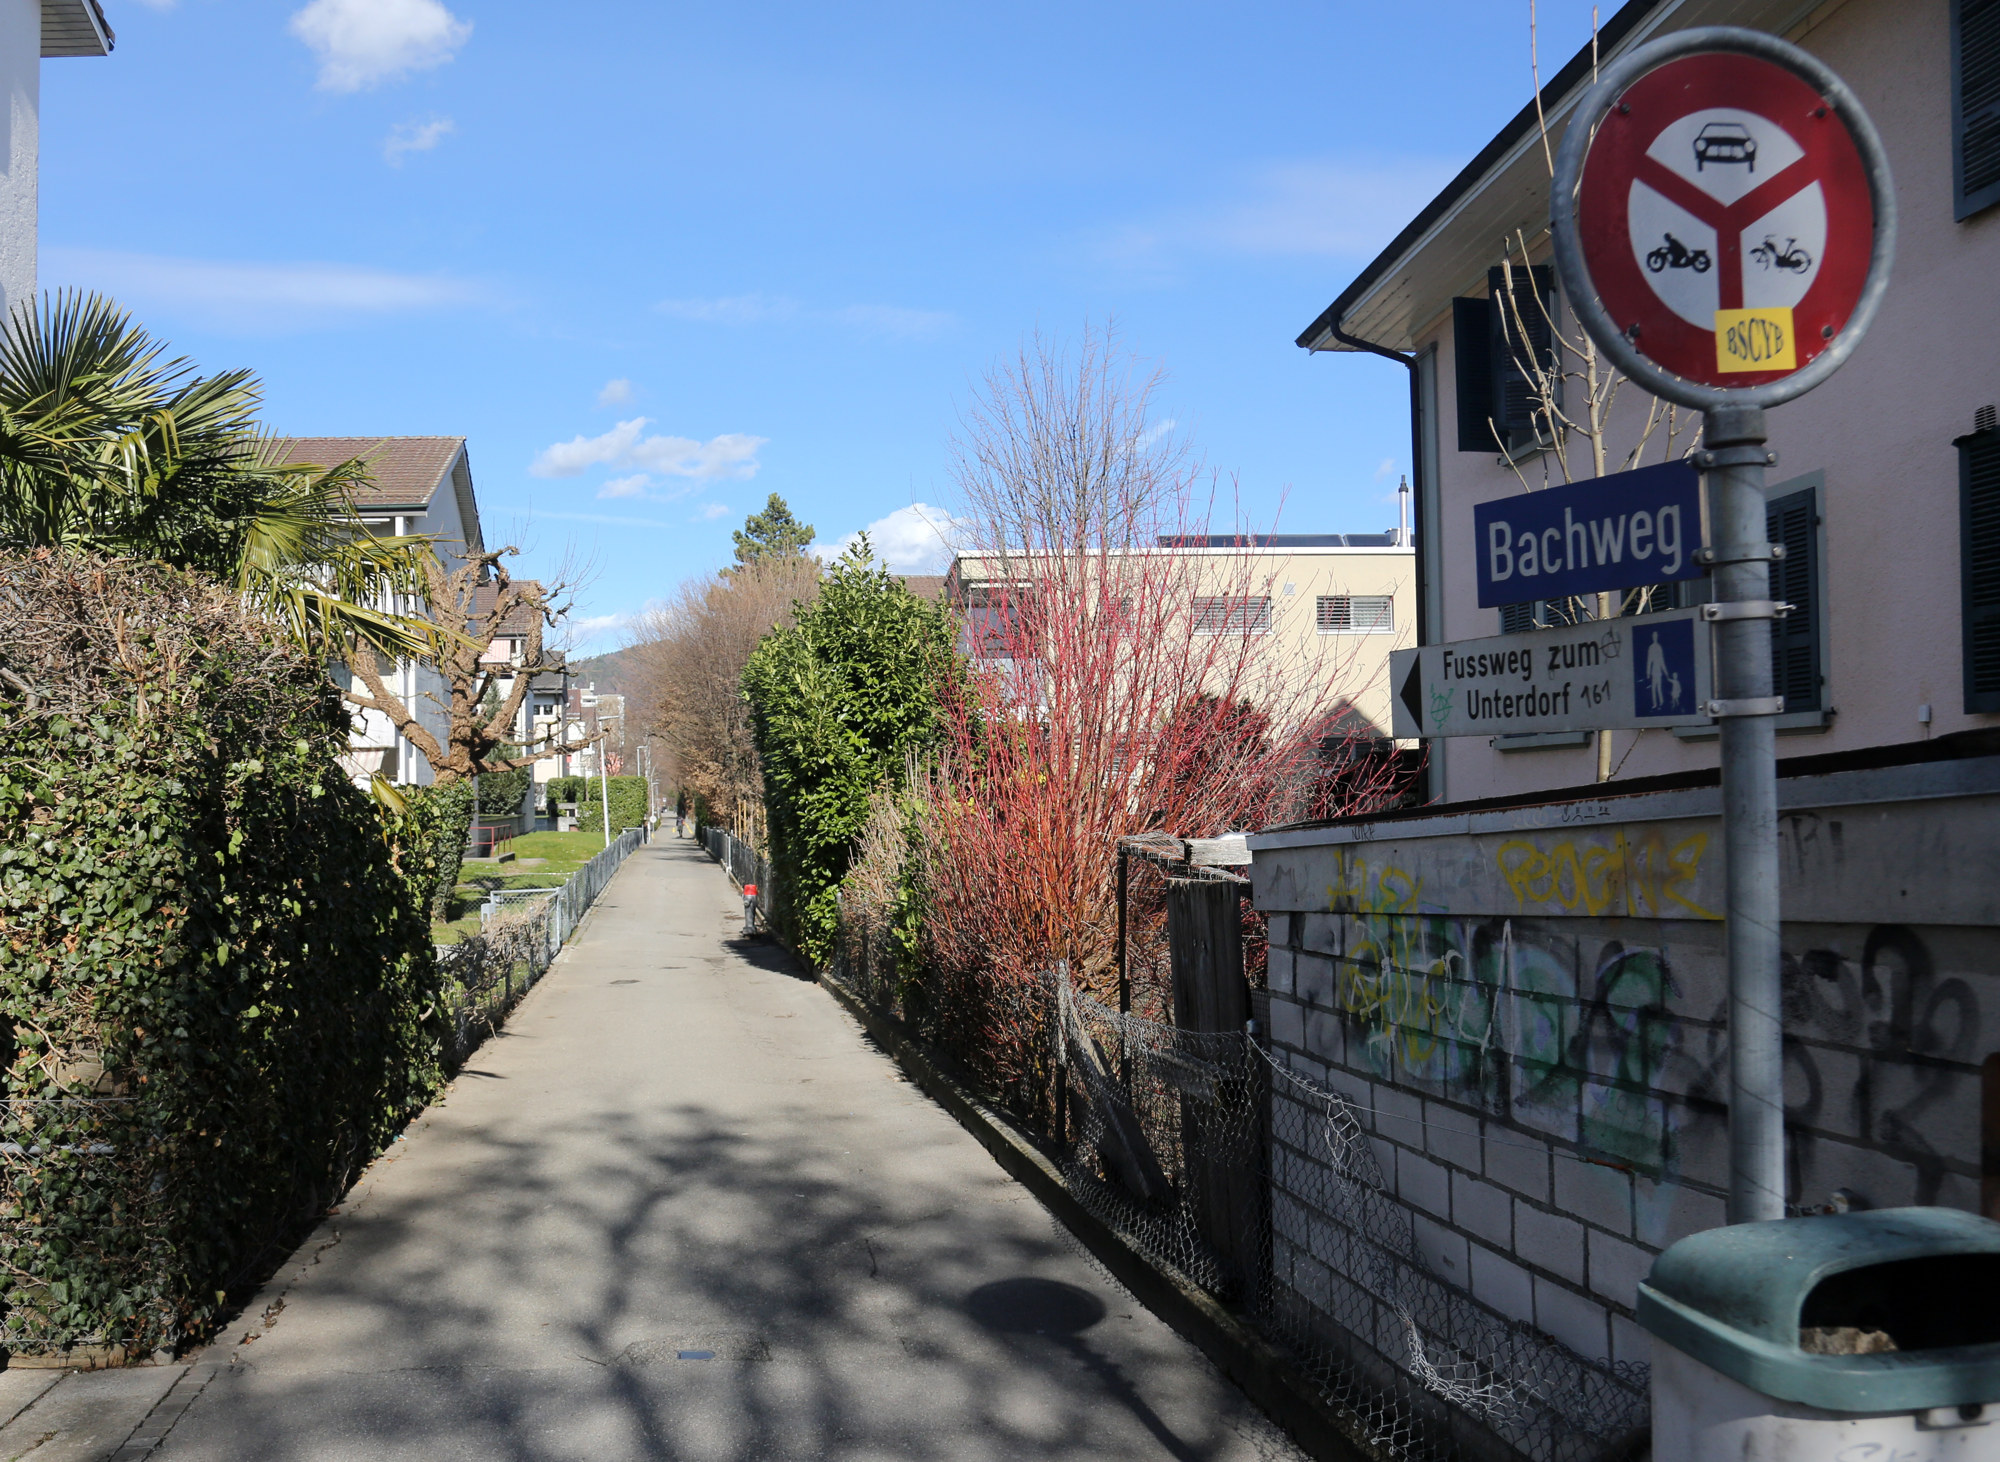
[336,547,586,785]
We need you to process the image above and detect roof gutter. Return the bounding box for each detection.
[1315,308,1434,800]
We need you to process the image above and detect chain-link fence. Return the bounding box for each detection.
[1049,970,1649,1462]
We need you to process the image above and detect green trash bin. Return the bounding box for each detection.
[1637,1207,2000,1459]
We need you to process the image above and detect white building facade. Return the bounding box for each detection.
[0,0,113,320]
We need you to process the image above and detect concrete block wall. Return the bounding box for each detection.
[1264,905,1996,1367]
[1249,762,2000,1371]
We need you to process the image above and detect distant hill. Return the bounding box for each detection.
[566,645,640,696]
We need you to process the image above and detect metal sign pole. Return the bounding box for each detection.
[1550,25,1895,1226]
[1701,404,1785,1223]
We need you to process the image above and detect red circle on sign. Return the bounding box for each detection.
[1576,50,1873,390]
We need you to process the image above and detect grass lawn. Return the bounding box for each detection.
[431,830,622,944]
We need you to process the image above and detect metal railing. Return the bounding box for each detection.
[440,824,648,1063]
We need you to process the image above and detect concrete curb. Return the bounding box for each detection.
[815,971,1386,1462]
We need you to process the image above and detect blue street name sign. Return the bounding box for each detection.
[1473,459,1703,609]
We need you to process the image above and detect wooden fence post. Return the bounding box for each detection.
[1166,877,1266,1304]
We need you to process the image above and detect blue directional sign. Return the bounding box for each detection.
[1388,607,1712,739]
[1474,459,1703,608]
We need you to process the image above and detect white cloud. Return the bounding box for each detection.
[1093,157,1457,276]
[1374,457,1398,480]
[383,116,455,165]
[529,416,767,483]
[825,304,954,339]
[658,294,954,338]
[1135,418,1177,450]
[41,247,483,332]
[291,0,472,93]
[1206,160,1457,258]
[812,503,970,575]
[695,503,732,522]
[657,294,798,325]
[596,473,651,500]
[596,377,633,407]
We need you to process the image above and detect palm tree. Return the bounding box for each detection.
[0,291,446,657]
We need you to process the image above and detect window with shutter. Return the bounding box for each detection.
[1955,0,2000,219]
[1317,595,1393,632]
[1497,597,1586,634]
[1451,296,1496,452]
[1767,487,1822,713]
[1960,426,2000,710]
[1192,596,1272,634]
[1488,264,1558,450]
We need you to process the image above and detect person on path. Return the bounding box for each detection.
[675,790,688,838]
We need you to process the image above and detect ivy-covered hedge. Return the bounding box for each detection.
[391,779,473,922]
[0,558,443,1359]
[742,544,958,963]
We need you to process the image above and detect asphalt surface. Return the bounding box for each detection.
[130,833,1301,1462]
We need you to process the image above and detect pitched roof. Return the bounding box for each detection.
[43,0,113,56]
[260,436,467,511]
[900,574,948,602]
[472,580,547,637]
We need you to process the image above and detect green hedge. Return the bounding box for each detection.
[0,558,443,1359]
[548,774,647,834]
[742,543,957,963]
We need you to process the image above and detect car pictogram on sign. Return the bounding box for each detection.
[1693,120,1757,171]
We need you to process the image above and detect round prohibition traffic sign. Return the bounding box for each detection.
[1551,27,1895,411]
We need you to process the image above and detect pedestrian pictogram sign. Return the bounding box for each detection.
[1553,27,1894,410]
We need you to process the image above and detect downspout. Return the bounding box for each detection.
[1323,311,1435,803]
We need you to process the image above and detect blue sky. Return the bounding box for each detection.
[39,0,1608,650]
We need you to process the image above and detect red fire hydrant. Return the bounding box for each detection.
[741,883,759,938]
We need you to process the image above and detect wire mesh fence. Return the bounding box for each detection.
[1049,970,1649,1462]
[438,824,647,1065]
[0,1098,165,1358]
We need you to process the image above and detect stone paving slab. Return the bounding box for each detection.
[0,1364,187,1462]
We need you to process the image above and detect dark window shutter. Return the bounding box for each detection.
[1767,487,1822,712]
[1499,601,1535,634]
[1488,265,1557,443]
[1956,0,2000,219]
[1962,427,2000,710]
[1452,296,1495,452]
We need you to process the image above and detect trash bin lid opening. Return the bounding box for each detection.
[1801,1253,2000,1353]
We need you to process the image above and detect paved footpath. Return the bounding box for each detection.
[9,835,1301,1462]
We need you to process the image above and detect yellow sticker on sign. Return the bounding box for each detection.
[1715,308,1796,373]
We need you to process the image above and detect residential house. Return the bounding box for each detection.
[1,0,113,320]
[260,436,484,786]
[1238,0,2000,1409]
[1297,0,1999,803]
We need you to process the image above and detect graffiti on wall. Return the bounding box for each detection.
[1495,829,1718,920]
[1304,858,1979,1202]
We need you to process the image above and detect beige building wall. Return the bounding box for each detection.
[949,543,1416,739]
